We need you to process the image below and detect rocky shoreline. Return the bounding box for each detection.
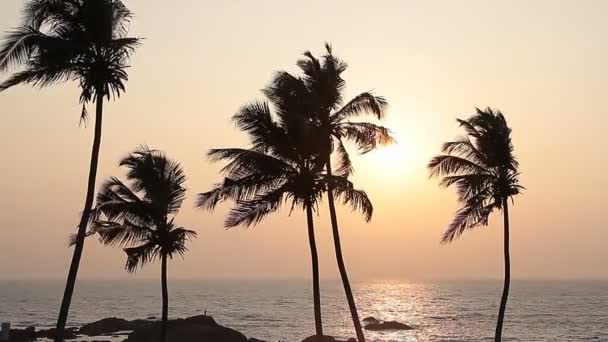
[7,315,412,342]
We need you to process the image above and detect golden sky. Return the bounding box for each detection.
[0,0,606,280]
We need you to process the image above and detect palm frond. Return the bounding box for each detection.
[337,121,395,154]
[22,0,80,30]
[334,138,353,177]
[442,200,496,243]
[263,71,311,120]
[323,175,373,222]
[441,137,488,168]
[93,219,151,247]
[96,176,154,225]
[124,241,160,273]
[208,148,292,179]
[0,26,43,72]
[231,101,286,153]
[119,146,186,216]
[428,155,491,177]
[164,227,197,258]
[331,92,388,121]
[225,187,286,228]
[0,66,73,91]
[197,175,286,211]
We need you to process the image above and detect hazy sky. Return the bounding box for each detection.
[0,0,606,281]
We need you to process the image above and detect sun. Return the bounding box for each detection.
[359,134,413,178]
[367,142,409,168]
[350,119,420,183]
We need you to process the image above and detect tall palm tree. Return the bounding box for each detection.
[0,1,140,339]
[90,146,196,342]
[428,108,522,342]
[272,44,393,342]
[198,94,374,340]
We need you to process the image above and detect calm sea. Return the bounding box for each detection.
[0,279,606,341]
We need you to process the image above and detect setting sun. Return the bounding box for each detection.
[367,140,410,170]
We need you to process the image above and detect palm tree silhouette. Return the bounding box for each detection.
[0,1,140,339]
[274,44,392,342]
[428,108,522,342]
[91,146,196,342]
[198,92,373,339]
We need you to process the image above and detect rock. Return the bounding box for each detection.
[126,315,247,342]
[182,315,218,326]
[302,336,355,342]
[248,339,269,342]
[302,336,338,342]
[7,327,36,342]
[362,316,380,324]
[79,317,132,336]
[128,319,158,331]
[364,320,413,331]
[35,327,78,339]
[78,317,154,336]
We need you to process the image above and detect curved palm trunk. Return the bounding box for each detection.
[305,203,323,337]
[160,254,169,342]
[495,199,511,342]
[55,93,104,342]
[325,160,365,342]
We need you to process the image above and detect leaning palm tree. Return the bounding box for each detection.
[273,44,393,342]
[0,1,140,339]
[428,108,522,342]
[91,147,196,342]
[198,95,373,340]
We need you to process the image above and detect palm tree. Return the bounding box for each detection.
[272,44,393,342]
[428,108,522,342]
[90,146,196,342]
[0,1,140,339]
[197,94,373,340]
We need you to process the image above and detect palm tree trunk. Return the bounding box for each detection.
[55,92,104,342]
[160,254,169,342]
[325,159,365,342]
[305,202,324,337]
[495,199,511,342]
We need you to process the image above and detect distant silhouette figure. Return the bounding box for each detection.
[197,80,374,339]
[87,146,196,342]
[428,107,523,342]
[0,1,141,340]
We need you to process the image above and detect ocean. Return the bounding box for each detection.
[0,279,606,341]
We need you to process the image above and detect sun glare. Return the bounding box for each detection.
[366,137,411,172]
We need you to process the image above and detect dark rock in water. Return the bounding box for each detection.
[146,316,157,320]
[35,327,78,339]
[302,336,337,342]
[248,338,269,342]
[8,327,36,342]
[301,336,355,342]
[78,317,154,336]
[79,317,131,336]
[364,320,413,331]
[362,316,380,324]
[182,315,218,326]
[125,315,247,342]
